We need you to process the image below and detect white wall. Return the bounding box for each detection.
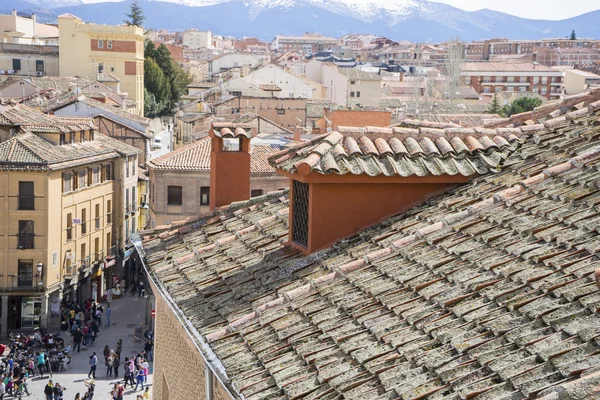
[305,60,348,106]
[245,64,316,99]
[182,30,212,49]
[208,53,268,78]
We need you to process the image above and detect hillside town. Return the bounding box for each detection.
[0,2,600,399]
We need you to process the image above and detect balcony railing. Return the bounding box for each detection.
[18,234,34,249]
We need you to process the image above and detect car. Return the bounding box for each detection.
[151,137,162,150]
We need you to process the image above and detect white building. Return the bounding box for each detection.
[305,60,349,107]
[208,53,269,80]
[0,10,59,45]
[562,68,600,95]
[244,64,316,99]
[182,29,212,49]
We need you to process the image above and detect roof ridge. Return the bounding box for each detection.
[204,143,600,343]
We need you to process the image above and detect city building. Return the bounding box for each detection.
[57,13,145,115]
[211,96,307,129]
[305,60,349,106]
[464,38,600,61]
[207,53,269,80]
[242,64,318,99]
[0,105,139,334]
[0,10,59,45]
[534,47,600,68]
[338,68,383,107]
[273,33,338,53]
[147,124,288,227]
[136,88,600,400]
[0,43,59,76]
[460,62,564,99]
[182,29,212,50]
[563,68,600,94]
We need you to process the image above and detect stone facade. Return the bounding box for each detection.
[152,288,232,400]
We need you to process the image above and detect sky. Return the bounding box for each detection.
[431,0,599,20]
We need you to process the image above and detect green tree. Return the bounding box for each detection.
[570,30,576,40]
[489,92,502,115]
[502,96,543,117]
[144,57,170,116]
[124,0,145,27]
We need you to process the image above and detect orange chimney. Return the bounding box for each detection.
[209,122,255,210]
[294,125,302,142]
[269,127,522,254]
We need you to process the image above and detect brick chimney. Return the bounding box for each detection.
[269,127,522,254]
[209,122,256,210]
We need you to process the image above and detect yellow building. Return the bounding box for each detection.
[57,13,145,116]
[0,105,138,334]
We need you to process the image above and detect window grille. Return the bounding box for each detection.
[292,180,309,248]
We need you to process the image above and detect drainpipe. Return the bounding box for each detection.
[205,367,214,400]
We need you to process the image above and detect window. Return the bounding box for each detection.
[507,86,514,92]
[104,164,112,181]
[98,40,103,49]
[18,181,34,210]
[93,167,100,185]
[78,169,87,189]
[350,91,355,97]
[483,87,491,93]
[131,186,136,212]
[126,188,130,213]
[80,243,86,267]
[277,108,285,115]
[541,86,547,94]
[292,180,309,248]
[131,157,136,177]
[107,200,112,224]
[495,86,502,93]
[507,76,515,82]
[18,220,34,249]
[251,189,263,197]
[519,86,527,92]
[483,76,491,82]
[495,76,503,82]
[126,158,129,177]
[81,208,87,235]
[533,76,539,84]
[132,217,136,234]
[167,186,182,206]
[519,76,527,83]
[532,86,539,93]
[36,60,44,72]
[356,91,361,98]
[125,219,129,240]
[542,76,548,84]
[107,40,113,49]
[95,203,100,230]
[106,232,112,256]
[18,260,33,287]
[66,213,72,241]
[200,187,210,206]
[60,134,66,145]
[12,59,21,71]
[63,173,72,193]
[230,91,242,97]
[350,80,356,85]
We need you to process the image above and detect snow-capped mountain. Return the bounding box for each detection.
[2,0,599,42]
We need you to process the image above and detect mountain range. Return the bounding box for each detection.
[1,0,599,42]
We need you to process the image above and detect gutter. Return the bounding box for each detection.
[131,236,241,400]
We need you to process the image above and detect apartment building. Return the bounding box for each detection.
[273,34,338,53]
[461,62,564,100]
[0,10,58,45]
[0,105,138,334]
[0,43,59,76]
[339,68,383,107]
[147,127,288,227]
[57,14,145,115]
[464,38,600,61]
[535,47,600,67]
[182,29,212,50]
[208,53,269,80]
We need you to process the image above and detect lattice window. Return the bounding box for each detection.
[292,180,309,248]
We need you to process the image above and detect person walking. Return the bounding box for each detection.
[73,328,83,353]
[20,374,30,397]
[106,352,114,378]
[83,379,95,400]
[43,380,53,400]
[122,358,133,389]
[105,305,111,328]
[52,382,65,400]
[37,352,45,379]
[26,359,34,377]
[137,280,145,297]
[144,338,153,362]
[133,366,145,392]
[115,339,122,359]
[103,346,110,367]
[44,350,53,378]
[113,355,120,378]
[87,353,97,379]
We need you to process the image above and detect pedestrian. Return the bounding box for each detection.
[110,383,118,400]
[143,387,150,400]
[122,358,133,389]
[144,338,153,362]
[44,350,53,378]
[74,393,81,400]
[37,352,45,378]
[105,305,111,328]
[26,359,34,377]
[21,374,30,397]
[83,379,95,400]
[95,307,102,328]
[88,353,97,379]
[44,380,53,400]
[106,352,114,377]
[116,383,124,400]
[91,320,99,342]
[115,339,122,359]
[53,382,65,400]
[133,366,144,391]
[73,328,83,353]
[0,376,4,400]
[138,280,145,297]
[141,359,149,383]
[103,345,110,366]
[113,355,120,378]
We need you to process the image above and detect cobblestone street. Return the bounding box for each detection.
[14,294,153,400]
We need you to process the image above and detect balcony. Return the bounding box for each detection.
[18,234,34,249]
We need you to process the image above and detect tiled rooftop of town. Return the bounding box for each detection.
[141,88,600,399]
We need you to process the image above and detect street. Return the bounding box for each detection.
[149,125,172,160]
[15,295,153,400]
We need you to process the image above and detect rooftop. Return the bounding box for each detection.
[461,62,558,73]
[147,137,278,175]
[140,88,600,400]
[338,68,382,81]
[0,104,95,133]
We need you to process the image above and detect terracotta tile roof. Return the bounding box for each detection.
[0,132,126,171]
[148,137,277,175]
[211,122,254,138]
[0,105,95,133]
[306,99,340,119]
[269,127,522,177]
[140,88,600,400]
[338,68,382,81]
[461,62,558,73]
[410,114,503,128]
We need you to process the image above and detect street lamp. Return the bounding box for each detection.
[36,262,43,286]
